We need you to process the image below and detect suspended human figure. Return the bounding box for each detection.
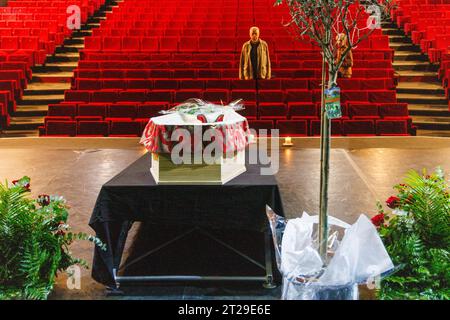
[336,33,353,78]
[239,26,271,80]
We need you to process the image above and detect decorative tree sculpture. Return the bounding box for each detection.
[275,0,385,262]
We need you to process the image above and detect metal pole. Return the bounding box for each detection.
[318,52,330,264]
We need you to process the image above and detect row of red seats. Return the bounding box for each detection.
[76,59,391,70]
[62,89,398,104]
[82,35,390,53]
[41,118,411,137]
[46,101,410,123]
[72,77,395,91]
[72,68,395,80]
[79,50,394,62]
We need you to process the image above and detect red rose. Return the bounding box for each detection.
[37,194,50,206]
[371,213,385,227]
[56,230,66,237]
[12,179,30,191]
[386,196,400,209]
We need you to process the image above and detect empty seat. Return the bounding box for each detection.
[259,103,288,120]
[147,90,173,103]
[258,79,282,90]
[122,37,141,51]
[92,90,119,103]
[119,90,148,102]
[286,90,313,103]
[231,79,255,90]
[48,104,76,117]
[137,102,167,119]
[174,90,203,102]
[348,103,380,119]
[248,120,274,134]
[236,102,257,119]
[46,120,76,136]
[231,90,257,102]
[376,120,408,136]
[343,120,376,136]
[77,121,109,136]
[379,103,409,118]
[103,37,122,51]
[203,90,229,102]
[78,104,107,117]
[109,120,141,137]
[108,103,137,118]
[141,37,159,51]
[288,103,318,119]
[310,120,343,136]
[276,120,308,136]
[259,90,284,103]
[368,90,396,103]
[160,37,179,52]
[65,90,91,102]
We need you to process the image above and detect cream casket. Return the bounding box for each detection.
[140,100,250,185]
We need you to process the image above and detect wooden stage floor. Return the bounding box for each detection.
[0,136,449,299]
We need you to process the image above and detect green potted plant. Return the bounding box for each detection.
[372,168,450,300]
[0,176,105,300]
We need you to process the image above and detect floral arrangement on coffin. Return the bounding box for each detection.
[371,168,450,300]
[0,177,105,300]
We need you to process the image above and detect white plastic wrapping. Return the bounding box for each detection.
[266,207,394,300]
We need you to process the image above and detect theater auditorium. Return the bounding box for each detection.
[0,0,449,301]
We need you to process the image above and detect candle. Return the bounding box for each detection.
[283,136,293,147]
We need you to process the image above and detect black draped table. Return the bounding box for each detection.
[89,153,285,289]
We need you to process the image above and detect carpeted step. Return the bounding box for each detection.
[13,105,48,117]
[8,116,44,130]
[394,51,429,62]
[396,82,445,95]
[408,104,450,117]
[396,70,439,83]
[397,93,448,105]
[393,61,439,72]
[32,72,73,83]
[412,116,450,130]
[19,94,65,105]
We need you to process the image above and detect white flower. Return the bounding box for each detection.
[392,209,408,216]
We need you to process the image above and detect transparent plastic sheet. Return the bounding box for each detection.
[160,98,245,123]
[266,207,394,300]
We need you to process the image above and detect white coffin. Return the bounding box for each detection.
[150,149,246,185]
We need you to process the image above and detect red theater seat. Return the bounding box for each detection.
[48,104,77,117]
[65,90,91,102]
[174,90,203,102]
[231,90,257,102]
[137,102,167,119]
[276,119,308,136]
[348,103,380,119]
[376,120,409,136]
[109,120,141,137]
[288,103,318,120]
[46,120,76,136]
[203,90,229,103]
[259,103,288,120]
[248,120,274,134]
[108,103,137,118]
[77,121,109,137]
[311,120,343,136]
[78,104,107,117]
[119,90,148,102]
[259,90,284,103]
[286,90,313,103]
[92,90,119,103]
[343,120,376,136]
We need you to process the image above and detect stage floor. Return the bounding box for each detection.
[0,136,449,299]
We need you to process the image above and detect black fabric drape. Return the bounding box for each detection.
[89,153,285,286]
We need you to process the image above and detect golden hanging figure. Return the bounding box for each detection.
[336,33,353,78]
[239,26,271,80]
